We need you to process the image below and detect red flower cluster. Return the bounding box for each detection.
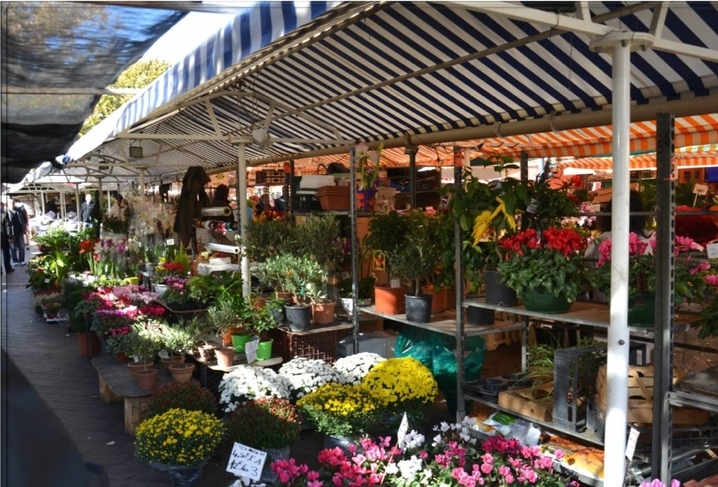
[79,239,98,255]
[499,227,586,257]
[159,261,187,276]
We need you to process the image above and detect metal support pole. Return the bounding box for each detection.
[139,166,146,193]
[520,151,529,371]
[349,148,359,355]
[107,190,111,216]
[97,177,104,216]
[605,37,632,486]
[75,187,81,231]
[653,112,676,481]
[454,155,465,422]
[406,147,418,209]
[237,143,251,299]
[40,193,46,216]
[288,160,295,218]
[59,193,66,220]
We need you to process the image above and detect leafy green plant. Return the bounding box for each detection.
[226,398,301,449]
[205,281,251,342]
[144,382,218,419]
[242,218,296,263]
[339,276,376,299]
[390,210,445,296]
[160,324,196,358]
[294,214,346,281]
[245,299,282,339]
[362,210,410,282]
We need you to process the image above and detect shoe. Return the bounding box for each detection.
[7,269,14,273]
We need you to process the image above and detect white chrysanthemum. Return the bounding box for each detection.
[278,357,339,401]
[333,352,385,384]
[219,365,291,412]
[401,430,425,449]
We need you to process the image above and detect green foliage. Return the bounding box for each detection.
[523,171,579,230]
[205,281,251,337]
[254,253,322,296]
[80,59,170,135]
[145,382,218,419]
[294,214,345,274]
[226,398,301,449]
[185,272,236,306]
[242,218,296,263]
[245,299,282,338]
[390,210,445,295]
[339,276,376,299]
[101,215,129,234]
[362,211,410,280]
[160,324,196,357]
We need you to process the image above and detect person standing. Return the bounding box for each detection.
[1,203,15,274]
[9,200,27,266]
[80,194,95,228]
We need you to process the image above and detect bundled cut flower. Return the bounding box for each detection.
[497,227,591,303]
[278,358,340,402]
[134,408,226,467]
[219,365,291,412]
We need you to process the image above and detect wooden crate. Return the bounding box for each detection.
[595,365,712,426]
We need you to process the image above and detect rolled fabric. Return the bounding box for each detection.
[192,219,206,229]
[201,206,232,217]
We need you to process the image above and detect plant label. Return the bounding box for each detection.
[707,242,718,259]
[245,339,258,364]
[157,350,169,360]
[693,183,709,195]
[226,442,267,481]
[396,412,409,447]
[526,198,539,214]
[625,427,640,460]
[166,238,175,246]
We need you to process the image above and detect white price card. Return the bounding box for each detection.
[396,412,409,448]
[166,238,175,246]
[526,198,539,214]
[693,183,709,195]
[707,242,718,259]
[245,338,258,364]
[226,443,267,481]
[625,427,640,460]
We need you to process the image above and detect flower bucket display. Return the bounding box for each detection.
[405,294,433,323]
[522,287,572,314]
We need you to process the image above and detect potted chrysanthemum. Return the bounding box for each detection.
[277,357,340,402]
[134,408,226,486]
[218,365,291,413]
[333,352,386,385]
[360,356,438,430]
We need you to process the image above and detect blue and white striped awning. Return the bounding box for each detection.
[66,1,718,182]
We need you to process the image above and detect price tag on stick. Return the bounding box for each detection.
[396,412,409,448]
[245,338,258,364]
[226,442,267,481]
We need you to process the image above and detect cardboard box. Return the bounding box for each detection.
[498,382,553,422]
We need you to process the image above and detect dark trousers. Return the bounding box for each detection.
[11,233,25,263]
[2,237,11,272]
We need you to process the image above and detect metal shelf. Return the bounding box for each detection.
[462,298,698,332]
[359,306,525,337]
[668,390,718,412]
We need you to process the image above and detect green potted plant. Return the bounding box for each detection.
[294,214,346,323]
[144,382,218,419]
[497,226,592,314]
[254,253,296,299]
[125,321,164,390]
[339,276,376,317]
[390,210,445,323]
[244,299,282,361]
[241,218,296,263]
[226,398,301,484]
[362,210,411,314]
[282,254,323,331]
[159,324,196,382]
[205,282,252,366]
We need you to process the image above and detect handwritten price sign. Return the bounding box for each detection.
[226,443,267,481]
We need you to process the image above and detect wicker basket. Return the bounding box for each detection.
[316,185,350,211]
[270,327,342,363]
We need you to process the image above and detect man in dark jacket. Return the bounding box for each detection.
[8,200,27,265]
[80,194,95,227]
[1,203,14,274]
[173,166,211,248]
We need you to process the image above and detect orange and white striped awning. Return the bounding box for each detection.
[560,151,718,171]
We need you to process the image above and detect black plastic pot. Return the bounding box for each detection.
[284,304,311,332]
[405,294,433,323]
[484,269,517,306]
[466,306,495,326]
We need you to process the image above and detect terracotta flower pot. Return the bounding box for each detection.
[312,301,336,325]
[421,285,447,313]
[215,347,235,368]
[127,361,155,378]
[76,332,102,357]
[159,355,185,370]
[169,363,196,383]
[136,368,159,391]
[374,285,405,315]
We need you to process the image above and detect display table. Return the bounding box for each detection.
[91,356,173,435]
[270,322,354,364]
[154,297,207,322]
